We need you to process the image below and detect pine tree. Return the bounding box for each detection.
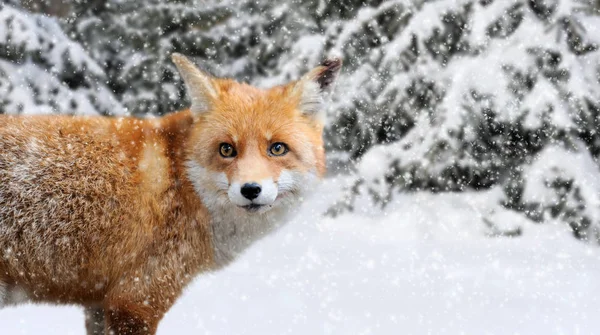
[66,0,337,116]
[0,1,122,115]
[68,0,316,117]
[324,0,600,241]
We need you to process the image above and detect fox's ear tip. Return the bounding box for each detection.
[321,58,343,70]
[295,58,342,116]
[314,58,342,91]
[171,53,186,64]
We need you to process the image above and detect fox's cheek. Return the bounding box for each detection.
[185,160,230,208]
[212,171,230,191]
[276,169,321,199]
[276,170,304,193]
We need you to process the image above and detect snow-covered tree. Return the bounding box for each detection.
[67,0,234,116]
[0,2,122,115]
[325,0,600,242]
[66,0,339,116]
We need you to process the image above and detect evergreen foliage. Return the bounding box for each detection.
[0,2,122,115]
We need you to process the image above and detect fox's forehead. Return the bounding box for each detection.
[214,80,297,114]
[199,81,306,140]
[215,80,264,103]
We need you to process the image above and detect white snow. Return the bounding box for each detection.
[523,144,600,226]
[0,4,125,116]
[2,176,600,334]
[0,59,118,116]
[0,5,104,76]
[2,1,600,333]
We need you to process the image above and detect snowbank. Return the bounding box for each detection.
[2,176,600,334]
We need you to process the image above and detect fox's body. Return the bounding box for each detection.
[0,54,341,334]
[0,111,214,308]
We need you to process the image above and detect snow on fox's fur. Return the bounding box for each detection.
[0,53,341,334]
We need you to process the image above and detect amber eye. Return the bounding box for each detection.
[269,142,288,156]
[219,143,237,158]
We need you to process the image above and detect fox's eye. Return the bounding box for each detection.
[219,143,237,158]
[269,142,288,156]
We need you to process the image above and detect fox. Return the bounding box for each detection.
[0,53,342,334]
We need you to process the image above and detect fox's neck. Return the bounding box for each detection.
[207,201,293,268]
[143,110,215,275]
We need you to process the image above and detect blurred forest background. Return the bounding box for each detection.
[2,0,600,243]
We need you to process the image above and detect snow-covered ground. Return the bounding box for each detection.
[2,176,600,334]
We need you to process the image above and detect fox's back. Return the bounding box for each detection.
[0,115,151,300]
[0,114,139,228]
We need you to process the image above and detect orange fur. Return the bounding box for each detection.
[0,54,341,334]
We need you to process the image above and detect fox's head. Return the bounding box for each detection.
[172,54,341,215]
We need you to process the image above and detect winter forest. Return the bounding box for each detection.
[1,0,600,333]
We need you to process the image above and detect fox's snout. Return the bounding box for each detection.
[228,178,279,210]
[240,183,261,200]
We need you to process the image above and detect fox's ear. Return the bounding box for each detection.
[294,58,342,117]
[172,53,217,114]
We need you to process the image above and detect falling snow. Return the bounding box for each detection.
[2,0,600,334]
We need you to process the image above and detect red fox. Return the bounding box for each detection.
[0,53,341,334]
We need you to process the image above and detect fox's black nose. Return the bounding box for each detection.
[241,183,262,200]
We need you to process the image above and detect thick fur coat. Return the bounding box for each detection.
[0,54,341,334]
